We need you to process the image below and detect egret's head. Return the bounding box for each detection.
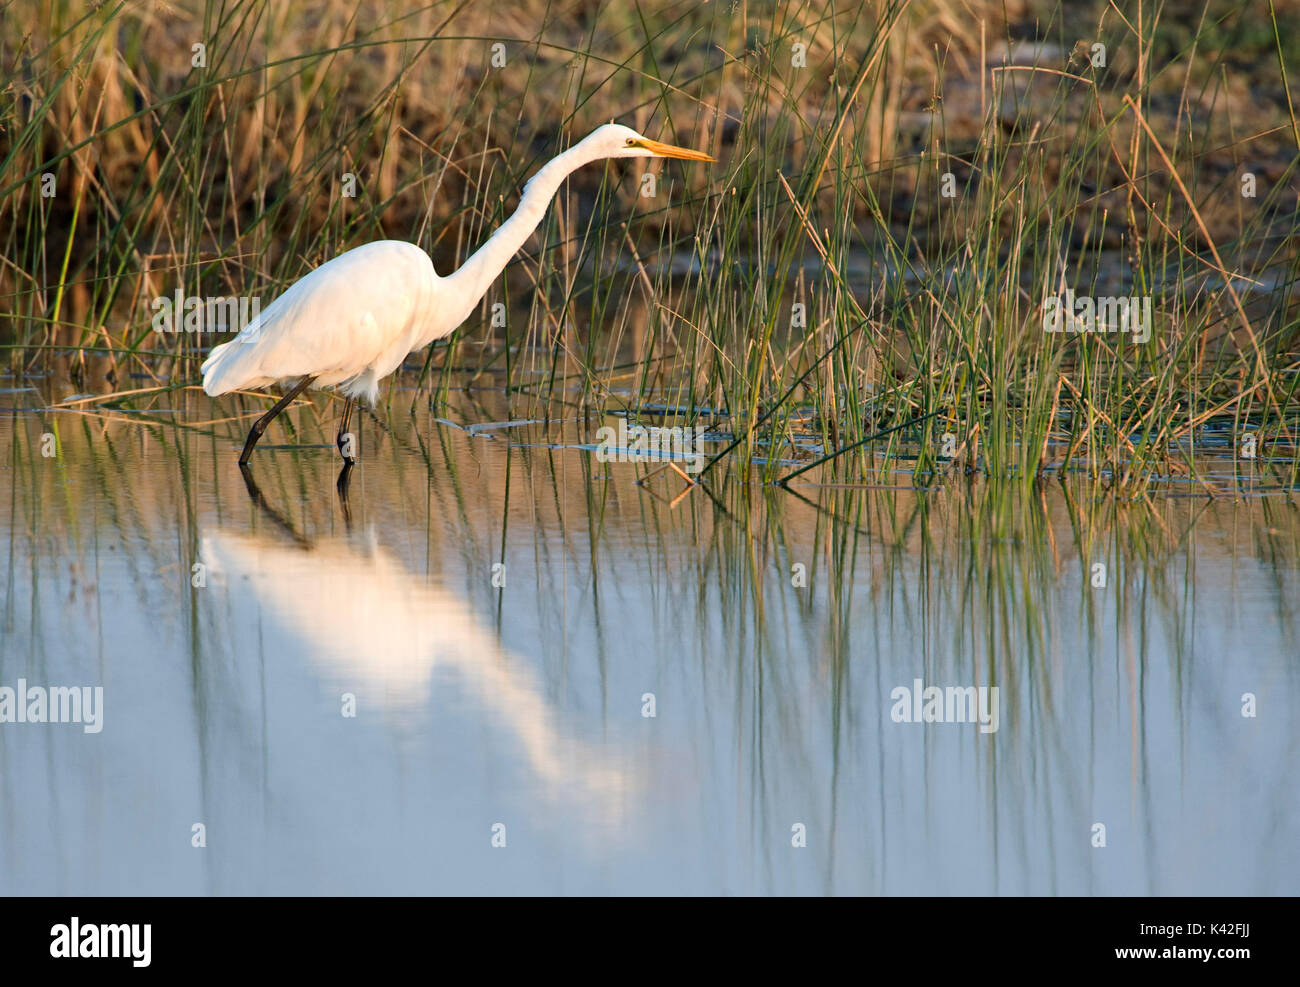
[586,123,714,162]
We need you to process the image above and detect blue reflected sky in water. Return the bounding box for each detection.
[0,392,1296,895]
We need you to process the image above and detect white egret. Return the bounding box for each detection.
[201,123,713,465]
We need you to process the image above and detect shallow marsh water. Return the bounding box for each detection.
[1,379,1297,895]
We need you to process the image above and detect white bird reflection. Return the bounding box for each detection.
[200,527,632,821]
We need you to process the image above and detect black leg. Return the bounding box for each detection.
[336,397,356,464]
[238,375,316,465]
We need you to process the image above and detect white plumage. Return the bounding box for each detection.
[198,123,713,466]
[202,241,438,406]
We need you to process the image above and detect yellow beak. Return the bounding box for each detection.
[633,138,715,162]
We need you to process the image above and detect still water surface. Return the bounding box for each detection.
[1,382,1297,894]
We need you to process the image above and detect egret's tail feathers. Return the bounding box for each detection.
[200,339,238,395]
[201,310,276,395]
[200,337,270,396]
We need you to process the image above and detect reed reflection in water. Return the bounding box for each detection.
[0,387,1296,894]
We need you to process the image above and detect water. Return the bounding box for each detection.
[1,380,1297,894]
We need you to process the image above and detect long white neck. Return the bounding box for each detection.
[442,137,605,309]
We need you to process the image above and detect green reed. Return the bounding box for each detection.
[1,0,1297,494]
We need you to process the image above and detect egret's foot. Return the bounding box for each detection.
[335,396,358,465]
[336,433,357,466]
[237,375,317,464]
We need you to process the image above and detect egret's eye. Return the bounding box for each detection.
[625,138,636,146]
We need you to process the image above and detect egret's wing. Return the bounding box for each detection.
[201,241,434,395]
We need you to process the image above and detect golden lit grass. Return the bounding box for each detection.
[2,0,1298,492]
